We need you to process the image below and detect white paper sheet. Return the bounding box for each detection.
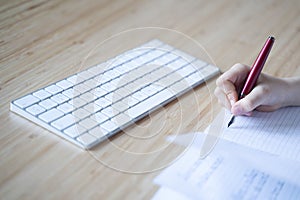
[153,107,300,199]
[220,107,300,161]
[154,134,300,200]
[152,187,190,200]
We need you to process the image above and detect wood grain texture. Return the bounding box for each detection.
[0,0,299,199]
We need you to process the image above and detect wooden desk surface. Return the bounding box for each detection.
[1,0,299,199]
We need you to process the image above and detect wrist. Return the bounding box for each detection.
[284,77,300,107]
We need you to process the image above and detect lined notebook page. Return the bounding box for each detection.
[154,137,300,200]
[221,107,300,161]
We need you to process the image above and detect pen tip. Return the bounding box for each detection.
[227,116,235,128]
[227,122,232,128]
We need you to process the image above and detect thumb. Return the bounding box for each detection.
[231,86,267,115]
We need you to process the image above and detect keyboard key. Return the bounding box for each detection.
[67,75,85,84]
[136,64,155,76]
[101,107,119,118]
[109,77,121,87]
[92,87,108,98]
[64,124,86,138]
[105,92,123,103]
[100,120,118,133]
[165,71,184,83]
[103,69,121,80]
[33,89,51,100]
[13,94,39,109]
[94,111,109,124]
[141,85,159,96]
[147,50,166,59]
[83,103,102,113]
[68,97,87,109]
[127,89,173,119]
[101,82,116,93]
[74,83,90,94]
[56,79,73,90]
[83,78,100,88]
[115,65,130,74]
[76,133,97,147]
[111,101,128,113]
[184,65,197,74]
[80,92,96,103]
[87,63,106,75]
[149,57,168,66]
[158,76,176,88]
[95,97,111,108]
[191,59,207,70]
[89,126,109,138]
[26,104,46,115]
[129,79,148,91]
[45,84,63,95]
[51,114,76,130]
[114,87,133,98]
[162,52,178,61]
[132,91,149,102]
[51,93,69,104]
[38,108,64,123]
[169,79,191,94]
[94,74,110,84]
[79,117,98,130]
[72,108,90,120]
[123,70,141,84]
[63,88,75,98]
[113,55,132,66]
[121,96,139,107]
[176,67,193,77]
[77,70,94,80]
[111,112,132,128]
[39,99,58,110]
[57,102,74,113]
[186,72,203,86]
[167,59,186,70]
[143,71,159,83]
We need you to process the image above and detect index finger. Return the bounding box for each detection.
[219,63,250,87]
[216,63,250,105]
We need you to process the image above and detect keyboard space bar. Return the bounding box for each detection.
[127,89,174,119]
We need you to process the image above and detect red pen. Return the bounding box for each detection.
[227,36,275,127]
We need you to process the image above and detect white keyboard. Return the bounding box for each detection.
[10,39,219,149]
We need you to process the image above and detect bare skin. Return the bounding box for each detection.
[214,63,300,116]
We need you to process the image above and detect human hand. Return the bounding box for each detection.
[214,63,297,116]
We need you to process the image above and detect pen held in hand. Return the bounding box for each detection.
[227,36,275,128]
